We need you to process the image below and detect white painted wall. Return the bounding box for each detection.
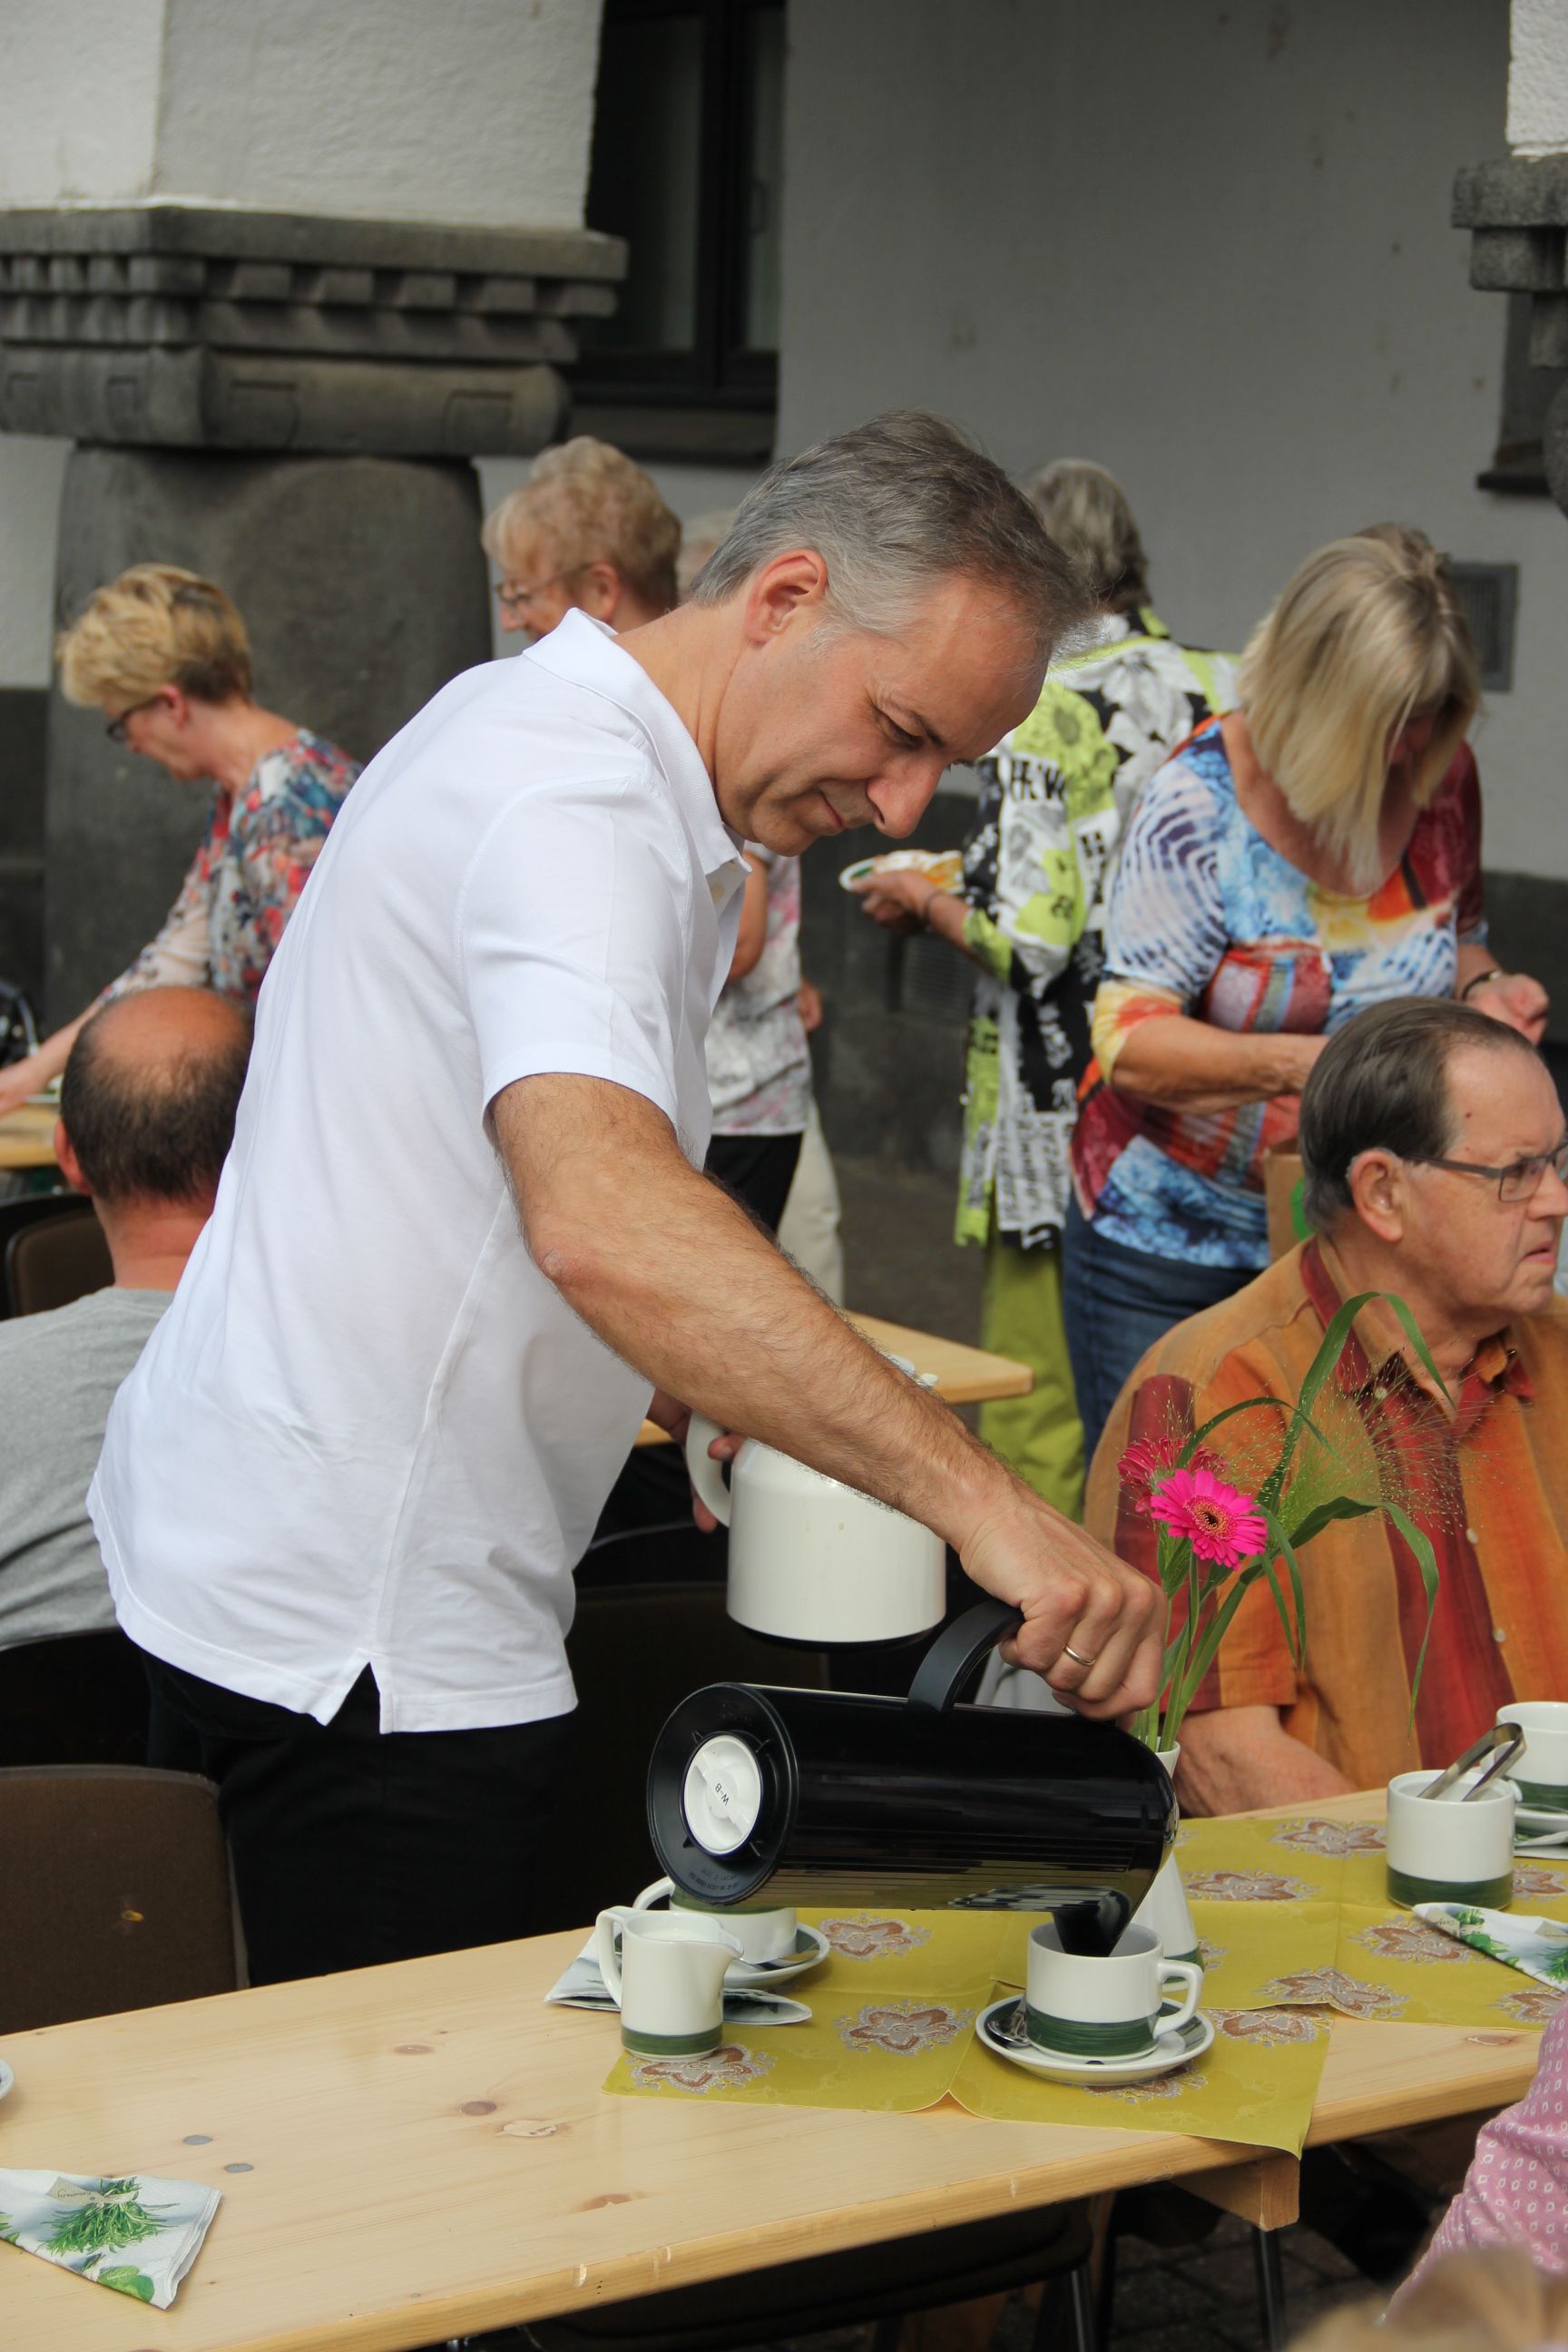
[152,0,603,228]
[779,0,1568,879]
[0,0,166,204]
[1510,0,1568,152]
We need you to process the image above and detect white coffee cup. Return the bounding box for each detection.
[595,1907,743,2056]
[1025,1920,1202,2058]
[632,1877,799,1965]
[1386,1768,1517,1908]
[1496,1701,1568,1812]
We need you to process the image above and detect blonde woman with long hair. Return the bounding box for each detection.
[1062,528,1547,1462]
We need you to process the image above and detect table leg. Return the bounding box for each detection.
[1251,2224,1289,2352]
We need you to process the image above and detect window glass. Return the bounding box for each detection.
[741,5,785,354]
[583,13,704,352]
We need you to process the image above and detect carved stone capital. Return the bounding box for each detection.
[0,206,625,456]
[1454,158,1568,512]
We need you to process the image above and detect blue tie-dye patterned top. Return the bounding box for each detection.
[1072,721,1485,1270]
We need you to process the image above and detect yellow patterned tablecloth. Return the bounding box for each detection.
[605,1816,1568,2147]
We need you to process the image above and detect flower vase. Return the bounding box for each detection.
[1132,1744,1200,1969]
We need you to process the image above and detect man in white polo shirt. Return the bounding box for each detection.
[91,413,1164,1984]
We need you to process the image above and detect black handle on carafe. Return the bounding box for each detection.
[906,1598,1024,1712]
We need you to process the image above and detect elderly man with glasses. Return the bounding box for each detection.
[1086,995,1568,1813]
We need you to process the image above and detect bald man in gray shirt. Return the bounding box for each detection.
[0,988,249,1748]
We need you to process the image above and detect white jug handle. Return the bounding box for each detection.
[1159,1961,1204,2036]
[595,1907,631,2006]
[684,1412,733,1527]
[632,1877,674,1911]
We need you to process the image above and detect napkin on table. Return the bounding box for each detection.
[544,1935,811,2025]
[0,2170,220,2308]
[1415,1902,1568,1994]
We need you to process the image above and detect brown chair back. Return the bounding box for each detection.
[529,1582,826,1934]
[0,1765,244,2034]
[5,1206,113,1316]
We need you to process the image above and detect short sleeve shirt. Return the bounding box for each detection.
[90,614,747,1733]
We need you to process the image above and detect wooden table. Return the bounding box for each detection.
[634,1312,1034,1445]
[0,1796,1532,2352]
[0,1102,60,1171]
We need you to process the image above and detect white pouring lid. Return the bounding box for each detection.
[682,1735,763,1855]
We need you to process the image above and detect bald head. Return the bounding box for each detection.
[60,987,250,1207]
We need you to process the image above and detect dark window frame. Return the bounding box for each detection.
[571,0,782,416]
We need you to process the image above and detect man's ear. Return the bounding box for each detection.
[1346,1146,1406,1244]
[54,1122,92,1198]
[740,549,830,645]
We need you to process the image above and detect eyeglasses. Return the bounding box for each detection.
[495,567,584,617]
[1409,1139,1568,1204]
[104,696,163,743]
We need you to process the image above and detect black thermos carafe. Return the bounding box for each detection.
[647,1602,1176,1942]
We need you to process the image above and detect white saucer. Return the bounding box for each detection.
[726,1923,830,1988]
[976,1996,1215,2086]
[1516,1802,1568,1838]
[0,2059,13,2102]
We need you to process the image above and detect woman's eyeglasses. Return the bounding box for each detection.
[495,567,584,618]
[104,697,163,743]
[1410,1140,1568,1204]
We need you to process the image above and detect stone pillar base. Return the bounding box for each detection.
[46,446,493,1024]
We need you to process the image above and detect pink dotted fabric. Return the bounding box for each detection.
[1404,2002,1568,2294]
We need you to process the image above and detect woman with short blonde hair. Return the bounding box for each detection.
[482,436,681,639]
[1062,527,1547,1462]
[0,563,358,1117]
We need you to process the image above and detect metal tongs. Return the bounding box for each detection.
[1420,1721,1525,1803]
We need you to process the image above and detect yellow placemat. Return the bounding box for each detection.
[948,1988,1329,2152]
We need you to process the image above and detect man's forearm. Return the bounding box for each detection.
[1175,1703,1355,1817]
[495,1073,1162,1712]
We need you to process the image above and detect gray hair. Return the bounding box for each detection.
[1022,458,1150,615]
[1298,997,1544,1233]
[690,412,1088,664]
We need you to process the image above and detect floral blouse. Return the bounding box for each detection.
[706,847,813,1135]
[104,731,359,1009]
[955,613,1238,1250]
[1072,723,1486,1270]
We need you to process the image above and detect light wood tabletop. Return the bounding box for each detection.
[634,1312,1033,1446]
[0,1790,1533,2352]
[0,1102,60,1171]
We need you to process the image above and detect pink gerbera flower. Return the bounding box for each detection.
[1148,1465,1266,1566]
[1118,1435,1225,1516]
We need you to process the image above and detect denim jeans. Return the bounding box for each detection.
[1061,1196,1254,1476]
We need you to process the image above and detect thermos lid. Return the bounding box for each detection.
[682,1734,764,1854]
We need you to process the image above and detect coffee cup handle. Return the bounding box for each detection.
[1159,1962,1203,2035]
[684,1414,732,1528]
[595,1908,631,2006]
[632,1877,674,1911]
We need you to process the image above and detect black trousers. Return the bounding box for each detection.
[704,1130,803,1236]
[141,1651,573,1986]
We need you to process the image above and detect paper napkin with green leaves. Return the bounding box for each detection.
[0,2170,220,2307]
[1414,1903,1568,1994]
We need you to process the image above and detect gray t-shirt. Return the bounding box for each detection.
[0,1287,170,1647]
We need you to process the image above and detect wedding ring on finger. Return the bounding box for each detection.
[1062,1643,1098,1670]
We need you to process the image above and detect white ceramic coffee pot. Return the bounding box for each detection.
[684,1412,946,1644]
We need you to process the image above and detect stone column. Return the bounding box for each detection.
[0,2,621,1021]
[1455,0,1568,515]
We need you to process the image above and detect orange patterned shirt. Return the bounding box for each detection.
[1085,1237,1568,1791]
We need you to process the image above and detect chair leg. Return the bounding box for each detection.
[1251,2225,1288,2352]
[1031,2260,1097,2352]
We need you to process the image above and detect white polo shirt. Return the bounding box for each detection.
[90,614,747,1732]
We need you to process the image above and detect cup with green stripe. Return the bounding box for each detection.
[1025,1921,1203,2060]
[1385,1767,1517,1910]
[595,1907,744,2056]
[1496,1703,1568,1815]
